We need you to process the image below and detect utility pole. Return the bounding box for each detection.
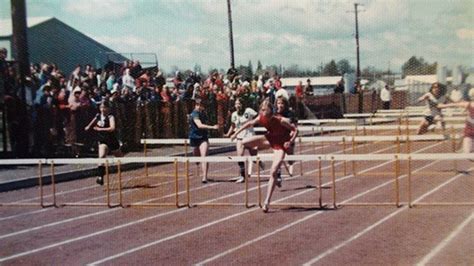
[11,0,30,90]
[226,0,235,70]
[348,3,364,113]
[10,0,30,157]
[354,3,361,84]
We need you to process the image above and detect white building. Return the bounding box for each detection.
[280,76,343,95]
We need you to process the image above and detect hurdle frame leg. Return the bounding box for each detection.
[257,157,262,208]
[318,157,322,208]
[118,160,123,207]
[40,161,44,207]
[299,137,303,177]
[408,156,412,208]
[394,155,400,207]
[342,137,347,176]
[245,159,249,208]
[186,159,190,207]
[331,157,337,209]
[352,136,357,177]
[50,161,57,207]
[106,160,111,208]
[451,126,457,171]
[175,158,179,208]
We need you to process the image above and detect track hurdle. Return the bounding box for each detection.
[327,154,403,208]
[404,153,474,207]
[51,158,119,208]
[252,154,329,210]
[0,159,51,207]
[183,155,254,208]
[118,157,182,208]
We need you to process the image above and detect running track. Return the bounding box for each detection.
[0,128,473,265]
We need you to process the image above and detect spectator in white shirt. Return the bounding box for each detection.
[380,85,391,110]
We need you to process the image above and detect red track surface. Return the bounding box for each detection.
[0,128,473,265]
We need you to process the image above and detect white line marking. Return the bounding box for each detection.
[302,169,472,265]
[0,141,357,237]
[416,212,474,266]
[0,139,432,262]
[88,142,442,265]
[197,152,443,265]
[0,161,243,221]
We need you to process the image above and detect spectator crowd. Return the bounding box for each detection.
[1,49,300,158]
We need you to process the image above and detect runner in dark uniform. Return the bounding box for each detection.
[189,98,219,183]
[85,101,123,185]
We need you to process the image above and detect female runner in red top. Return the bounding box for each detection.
[231,99,298,212]
[438,89,474,154]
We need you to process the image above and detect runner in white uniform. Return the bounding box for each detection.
[416,82,447,135]
[224,98,262,183]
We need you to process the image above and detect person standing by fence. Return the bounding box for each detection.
[380,85,391,110]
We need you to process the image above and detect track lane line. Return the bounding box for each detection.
[416,211,474,266]
[88,142,443,265]
[196,147,447,264]
[0,142,368,238]
[302,167,474,265]
[0,141,400,262]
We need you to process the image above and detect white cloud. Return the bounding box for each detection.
[456,28,474,40]
[54,0,473,71]
[64,0,133,19]
[164,45,192,61]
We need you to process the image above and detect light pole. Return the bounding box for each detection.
[226,0,235,70]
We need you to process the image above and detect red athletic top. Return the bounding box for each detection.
[259,114,292,150]
[464,103,474,138]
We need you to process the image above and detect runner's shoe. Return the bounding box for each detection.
[289,164,294,177]
[235,176,245,183]
[96,176,104,186]
[229,176,242,181]
[276,173,282,188]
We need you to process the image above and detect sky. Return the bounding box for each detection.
[1,0,473,74]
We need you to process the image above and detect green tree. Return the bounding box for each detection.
[237,64,253,81]
[401,56,437,77]
[282,64,301,77]
[247,60,254,78]
[322,60,339,76]
[336,59,354,74]
[193,64,202,74]
[256,60,263,75]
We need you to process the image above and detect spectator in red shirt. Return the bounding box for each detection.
[295,80,304,100]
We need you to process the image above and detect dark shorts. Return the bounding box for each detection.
[424,116,434,125]
[99,137,120,151]
[190,138,208,147]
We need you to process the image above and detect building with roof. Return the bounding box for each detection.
[0,17,125,74]
[281,76,343,95]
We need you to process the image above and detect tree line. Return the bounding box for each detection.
[170,56,438,81]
